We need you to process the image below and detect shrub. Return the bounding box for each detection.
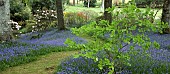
[84,0,97,7]
[31,0,67,13]
[64,10,98,28]
[31,0,56,14]
[65,4,166,74]
[19,20,37,33]
[10,0,32,23]
[135,0,163,8]
[33,9,57,31]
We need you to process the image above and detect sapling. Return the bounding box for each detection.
[65,4,166,74]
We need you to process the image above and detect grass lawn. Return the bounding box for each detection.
[64,6,102,13]
[0,51,78,74]
[65,6,162,18]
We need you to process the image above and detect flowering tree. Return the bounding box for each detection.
[0,0,13,42]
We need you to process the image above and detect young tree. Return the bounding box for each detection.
[0,0,13,41]
[161,0,170,33]
[65,4,163,73]
[104,0,112,24]
[56,0,66,30]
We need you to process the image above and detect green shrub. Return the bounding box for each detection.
[84,0,97,7]
[135,0,163,8]
[18,20,36,33]
[10,0,32,22]
[33,9,57,31]
[64,10,98,28]
[31,0,56,14]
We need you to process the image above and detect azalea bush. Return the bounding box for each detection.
[64,10,98,28]
[65,4,167,73]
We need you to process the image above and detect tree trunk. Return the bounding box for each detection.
[161,0,170,33]
[114,0,119,6]
[104,0,112,24]
[77,0,79,4]
[73,0,75,6]
[88,0,90,8]
[122,0,125,4]
[56,0,66,30]
[100,0,104,12]
[0,0,12,42]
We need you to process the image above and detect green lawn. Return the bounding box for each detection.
[65,6,162,19]
[0,51,78,74]
[64,6,102,13]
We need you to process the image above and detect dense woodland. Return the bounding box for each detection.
[0,0,170,74]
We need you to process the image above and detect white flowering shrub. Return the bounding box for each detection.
[33,9,57,31]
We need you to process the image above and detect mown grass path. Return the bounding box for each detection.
[0,51,78,74]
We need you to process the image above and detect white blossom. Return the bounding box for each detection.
[51,10,54,12]
[15,25,21,30]
[51,14,54,16]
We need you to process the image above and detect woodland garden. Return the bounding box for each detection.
[0,0,170,74]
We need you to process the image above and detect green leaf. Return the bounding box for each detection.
[153,41,160,49]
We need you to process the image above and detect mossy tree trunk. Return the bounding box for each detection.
[0,0,12,42]
[161,0,170,33]
[104,0,112,24]
[56,0,66,30]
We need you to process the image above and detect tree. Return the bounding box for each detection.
[122,0,125,4]
[100,0,104,12]
[77,0,79,4]
[161,0,170,33]
[87,0,90,8]
[56,0,66,30]
[73,0,75,6]
[0,0,13,42]
[65,4,163,73]
[84,0,96,7]
[104,0,112,24]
